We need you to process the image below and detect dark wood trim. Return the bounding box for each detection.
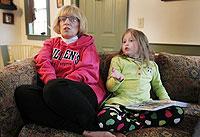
[150,43,200,47]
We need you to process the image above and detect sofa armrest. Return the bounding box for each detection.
[0,58,36,137]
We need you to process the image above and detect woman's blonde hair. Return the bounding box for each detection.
[119,28,154,63]
[53,5,87,35]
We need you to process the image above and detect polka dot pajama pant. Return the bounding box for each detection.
[97,105,184,134]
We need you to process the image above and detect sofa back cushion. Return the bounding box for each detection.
[99,53,116,87]
[155,52,200,103]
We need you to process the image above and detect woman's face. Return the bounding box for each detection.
[59,15,80,39]
[122,32,139,58]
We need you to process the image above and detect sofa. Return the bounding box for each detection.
[0,52,199,137]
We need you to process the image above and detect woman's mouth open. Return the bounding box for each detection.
[64,26,71,31]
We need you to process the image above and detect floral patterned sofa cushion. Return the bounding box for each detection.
[155,52,200,103]
[18,124,82,137]
[127,127,191,137]
[18,124,192,137]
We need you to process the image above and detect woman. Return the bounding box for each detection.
[14,5,116,137]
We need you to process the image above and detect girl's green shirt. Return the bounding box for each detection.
[106,55,170,106]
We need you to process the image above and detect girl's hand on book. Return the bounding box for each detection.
[111,67,124,82]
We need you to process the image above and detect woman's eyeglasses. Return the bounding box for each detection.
[58,16,79,23]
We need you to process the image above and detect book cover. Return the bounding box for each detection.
[125,100,188,111]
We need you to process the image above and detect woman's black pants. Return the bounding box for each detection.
[14,78,98,134]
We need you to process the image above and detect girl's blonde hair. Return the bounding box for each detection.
[53,5,87,35]
[119,28,154,63]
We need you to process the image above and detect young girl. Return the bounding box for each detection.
[97,28,184,135]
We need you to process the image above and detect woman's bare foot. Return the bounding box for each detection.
[83,130,116,137]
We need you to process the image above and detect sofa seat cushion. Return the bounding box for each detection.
[17,104,199,137]
[184,103,200,117]
[127,127,191,137]
[175,104,200,134]
[155,52,200,103]
[18,124,82,137]
[0,106,23,137]
[18,124,192,137]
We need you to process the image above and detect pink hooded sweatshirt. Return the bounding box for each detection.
[34,34,106,104]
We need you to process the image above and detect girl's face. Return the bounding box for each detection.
[122,32,139,58]
[59,15,80,39]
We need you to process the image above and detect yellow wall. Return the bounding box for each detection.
[128,0,200,45]
[0,0,22,45]
[128,0,200,55]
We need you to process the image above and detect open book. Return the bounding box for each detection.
[125,100,188,111]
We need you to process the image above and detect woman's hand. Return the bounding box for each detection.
[111,67,124,82]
